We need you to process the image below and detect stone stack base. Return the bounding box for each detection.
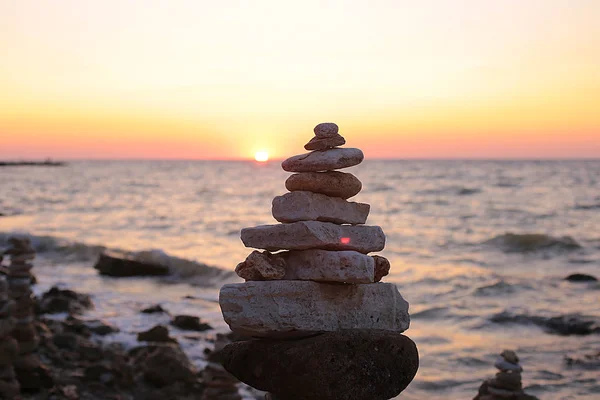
[221,330,419,400]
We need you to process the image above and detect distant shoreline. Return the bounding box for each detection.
[0,160,67,167]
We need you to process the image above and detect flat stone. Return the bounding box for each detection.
[235,251,285,281]
[373,255,391,282]
[241,221,385,253]
[221,330,419,400]
[285,171,362,199]
[272,191,370,225]
[495,357,523,372]
[281,148,364,173]
[281,250,374,283]
[313,122,339,138]
[304,134,345,151]
[10,253,35,262]
[219,281,409,338]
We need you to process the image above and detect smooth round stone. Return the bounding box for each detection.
[221,330,419,400]
[304,134,345,151]
[285,171,362,199]
[313,122,339,138]
[282,148,364,173]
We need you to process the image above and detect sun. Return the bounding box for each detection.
[254,150,269,162]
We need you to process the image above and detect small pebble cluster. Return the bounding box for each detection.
[201,334,242,400]
[0,269,20,398]
[474,350,539,400]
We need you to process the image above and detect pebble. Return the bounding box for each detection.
[241,221,386,254]
[281,250,375,284]
[282,148,364,172]
[272,191,370,225]
[373,255,391,282]
[285,171,362,199]
[235,251,285,281]
[313,122,339,138]
[304,134,345,151]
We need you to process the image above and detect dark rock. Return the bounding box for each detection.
[130,344,197,387]
[38,286,93,315]
[565,273,598,282]
[53,333,81,350]
[141,304,168,314]
[137,325,177,343]
[490,312,600,335]
[221,330,419,400]
[94,250,170,277]
[171,315,212,332]
[86,319,120,336]
[484,233,581,253]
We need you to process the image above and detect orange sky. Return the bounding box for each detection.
[1,0,599,160]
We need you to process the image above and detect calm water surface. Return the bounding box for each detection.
[1,159,599,399]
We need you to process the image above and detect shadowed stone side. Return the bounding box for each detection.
[221,330,419,400]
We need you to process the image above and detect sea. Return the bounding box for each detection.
[1,159,599,400]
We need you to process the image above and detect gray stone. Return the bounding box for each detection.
[235,251,285,281]
[501,350,519,364]
[373,255,391,282]
[313,122,339,138]
[281,250,374,283]
[304,134,345,151]
[221,330,419,400]
[285,171,362,199]
[495,357,523,372]
[272,191,370,225]
[281,148,364,172]
[240,221,385,253]
[219,281,409,338]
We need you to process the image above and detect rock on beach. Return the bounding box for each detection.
[285,171,363,199]
[272,191,370,225]
[219,280,410,338]
[240,221,385,253]
[281,148,364,173]
[221,330,419,400]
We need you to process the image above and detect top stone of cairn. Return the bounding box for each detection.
[314,122,339,138]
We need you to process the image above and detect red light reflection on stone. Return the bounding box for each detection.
[340,237,351,245]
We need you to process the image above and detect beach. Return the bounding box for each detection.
[1,159,599,399]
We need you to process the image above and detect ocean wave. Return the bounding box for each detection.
[473,280,522,296]
[0,231,234,284]
[416,186,482,196]
[483,233,582,253]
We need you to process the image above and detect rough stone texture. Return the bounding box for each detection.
[373,255,391,282]
[94,251,170,277]
[285,171,362,199]
[241,221,385,254]
[221,330,419,400]
[281,148,364,173]
[313,122,339,138]
[235,251,285,281]
[304,135,345,151]
[219,281,409,338]
[281,250,374,283]
[272,191,370,225]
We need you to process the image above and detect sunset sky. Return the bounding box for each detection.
[1,0,599,160]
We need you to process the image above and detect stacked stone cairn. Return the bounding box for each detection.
[219,123,419,400]
[474,350,539,400]
[0,250,20,397]
[5,237,42,392]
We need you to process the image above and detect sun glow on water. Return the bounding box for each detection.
[254,151,269,162]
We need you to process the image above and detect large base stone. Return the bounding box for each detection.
[241,221,385,253]
[272,191,370,225]
[219,281,409,338]
[221,330,419,400]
